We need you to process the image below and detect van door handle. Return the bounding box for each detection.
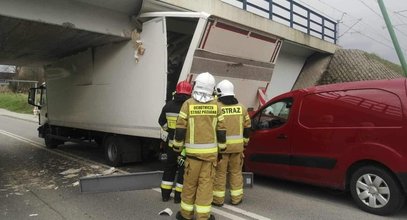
[277,134,288,139]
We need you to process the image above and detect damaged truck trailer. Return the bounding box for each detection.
[28,11,282,166]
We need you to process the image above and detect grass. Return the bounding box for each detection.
[0,92,33,114]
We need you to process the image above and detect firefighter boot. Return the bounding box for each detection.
[174,191,181,204]
[161,188,171,202]
[176,211,189,220]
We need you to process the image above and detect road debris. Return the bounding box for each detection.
[102,167,117,175]
[59,168,82,175]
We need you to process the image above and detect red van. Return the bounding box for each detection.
[245,78,407,215]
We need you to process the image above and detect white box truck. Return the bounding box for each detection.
[28,11,282,166]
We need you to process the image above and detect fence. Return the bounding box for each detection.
[222,0,337,43]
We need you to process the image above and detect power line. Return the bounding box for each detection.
[358,0,383,18]
[317,0,391,42]
[338,19,362,38]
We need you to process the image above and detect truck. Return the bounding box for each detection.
[28,10,282,166]
[245,78,407,215]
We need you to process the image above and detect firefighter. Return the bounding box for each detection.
[212,80,251,206]
[158,81,193,203]
[173,72,226,220]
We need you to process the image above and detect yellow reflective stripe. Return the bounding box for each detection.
[161,181,172,189]
[240,115,243,135]
[175,186,183,192]
[173,140,184,147]
[243,138,249,144]
[226,139,243,144]
[213,190,225,197]
[179,111,187,119]
[186,147,218,154]
[212,118,217,141]
[181,201,194,211]
[195,204,211,214]
[168,140,173,147]
[166,116,177,129]
[230,188,243,196]
[189,118,194,144]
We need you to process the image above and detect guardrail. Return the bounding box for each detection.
[223,0,337,43]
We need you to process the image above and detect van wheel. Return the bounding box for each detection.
[103,136,122,167]
[350,166,405,215]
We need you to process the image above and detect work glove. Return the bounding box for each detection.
[177,155,186,166]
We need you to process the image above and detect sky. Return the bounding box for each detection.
[225,0,407,65]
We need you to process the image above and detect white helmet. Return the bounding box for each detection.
[193,72,215,95]
[216,80,235,97]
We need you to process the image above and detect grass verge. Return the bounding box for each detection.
[0,92,33,114]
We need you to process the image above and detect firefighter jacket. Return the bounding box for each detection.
[173,98,227,162]
[158,94,190,147]
[218,96,251,153]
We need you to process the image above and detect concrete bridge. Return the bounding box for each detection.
[0,0,339,100]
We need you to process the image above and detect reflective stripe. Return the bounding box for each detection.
[226,136,244,145]
[161,181,173,190]
[181,201,194,211]
[166,116,178,129]
[226,139,243,144]
[240,115,243,135]
[230,188,243,196]
[185,143,217,148]
[189,118,195,144]
[168,140,173,147]
[179,111,187,119]
[173,140,184,147]
[195,204,211,214]
[213,190,225,197]
[243,138,249,144]
[186,147,218,154]
[175,183,183,192]
[212,118,217,142]
[166,113,179,117]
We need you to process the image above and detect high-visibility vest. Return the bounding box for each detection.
[218,102,251,153]
[173,98,226,161]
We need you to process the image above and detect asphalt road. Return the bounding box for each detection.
[1,114,407,220]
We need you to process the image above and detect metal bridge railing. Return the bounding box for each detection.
[223,0,337,43]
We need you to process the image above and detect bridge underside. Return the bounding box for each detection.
[0,16,127,66]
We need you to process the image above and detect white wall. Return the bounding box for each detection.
[266,50,308,99]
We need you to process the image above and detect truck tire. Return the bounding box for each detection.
[103,136,122,167]
[350,165,405,215]
[44,126,62,149]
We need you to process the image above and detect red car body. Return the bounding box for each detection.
[245,78,407,215]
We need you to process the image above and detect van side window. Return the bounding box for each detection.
[299,89,403,128]
[253,98,293,129]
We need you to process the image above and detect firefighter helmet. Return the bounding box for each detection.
[216,80,235,97]
[176,81,192,95]
[193,72,216,95]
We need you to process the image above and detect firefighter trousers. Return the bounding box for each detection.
[161,145,184,200]
[180,157,216,220]
[213,152,244,205]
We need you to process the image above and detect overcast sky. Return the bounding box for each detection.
[225,0,407,64]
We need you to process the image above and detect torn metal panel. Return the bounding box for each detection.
[80,171,164,193]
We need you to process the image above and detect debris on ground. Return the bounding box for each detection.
[59,168,82,175]
[102,167,117,175]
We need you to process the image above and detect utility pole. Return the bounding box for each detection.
[377,0,407,76]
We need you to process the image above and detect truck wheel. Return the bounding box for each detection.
[103,136,122,167]
[44,126,62,149]
[350,165,405,215]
